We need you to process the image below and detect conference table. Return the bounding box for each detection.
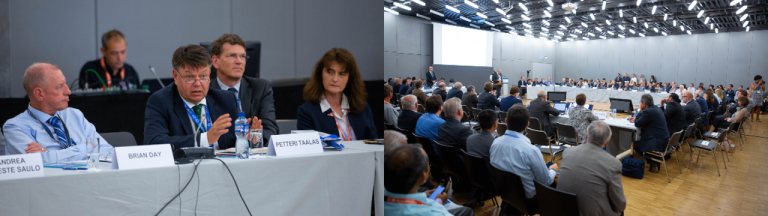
[524,85,670,105]
[549,113,639,157]
[0,141,384,216]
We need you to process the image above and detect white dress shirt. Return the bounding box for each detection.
[319,94,356,140]
[179,95,219,149]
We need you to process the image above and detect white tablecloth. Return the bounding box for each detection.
[340,141,384,216]
[525,86,669,105]
[0,148,377,215]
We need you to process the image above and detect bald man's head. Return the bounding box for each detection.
[23,63,61,94]
[23,62,71,114]
[683,91,693,103]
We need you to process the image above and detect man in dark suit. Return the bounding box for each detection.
[447,82,464,100]
[144,45,238,151]
[477,82,500,110]
[467,110,497,159]
[399,78,411,95]
[500,86,523,112]
[391,78,401,96]
[432,83,447,101]
[694,92,709,125]
[630,94,670,172]
[492,69,502,98]
[614,73,622,84]
[623,73,630,83]
[438,98,474,153]
[397,95,423,132]
[406,82,417,95]
[426,66,436,88]
[462,85,479,109]
[660,93,688,137]
[208,34,278,141]
[528,90,560,136]
[682,91,702,126]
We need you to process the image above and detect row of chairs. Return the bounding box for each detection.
[411,133,579,215]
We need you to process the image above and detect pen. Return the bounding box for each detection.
[63,167,88,170]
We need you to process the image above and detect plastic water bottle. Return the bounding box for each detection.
[612,108,617,119]
[235,112,249,159]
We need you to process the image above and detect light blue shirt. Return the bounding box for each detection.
[2,105,114,163]
[490,130,556,199]
[384,190,452,216]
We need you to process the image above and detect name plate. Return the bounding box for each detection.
[632,90,638,92]
[112,144,174,170]
[594,112,608,119]
[592,87,598,89]
[0,153,44,181]
[267,132,324,156]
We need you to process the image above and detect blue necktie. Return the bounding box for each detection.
[47,116,74,149]
[228,87,238,98]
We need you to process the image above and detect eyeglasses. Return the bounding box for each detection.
[225,53,250,61]
[177,71,210,84]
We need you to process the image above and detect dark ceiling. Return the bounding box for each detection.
[385,0,767,41]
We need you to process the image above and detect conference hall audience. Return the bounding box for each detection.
[529,90,560,136]
[412,80,427,104]
[499,86,523,112]
[568,93,599,145]
[432,83,447,101]
[446,82,463,100]
[384,145,474,216]
[437,98,474,152]
[406,80,417,95]
[397,95,423,132]
[558,121,626,216]
[461,85,478,109]
[391,78,401,95]
[466,110,498,160]
[629,94,670,172]
[477,82,500,110]
[297,47,377,140]
[491,104,559,199]
[415,95,445,154]
[4,62,115,162]
[660,93,688,137]
[384,84,398,126]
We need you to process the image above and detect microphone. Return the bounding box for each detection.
[149,66,166,88]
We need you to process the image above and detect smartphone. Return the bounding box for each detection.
[428,185,445,200]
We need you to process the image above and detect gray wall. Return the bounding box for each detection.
[384,12,556,89]
[555,31,768,87]
[1,0,382,98]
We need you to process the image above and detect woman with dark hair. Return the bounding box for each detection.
[297,47,377,140]
[650,75,657,84]
[751,75,764,121]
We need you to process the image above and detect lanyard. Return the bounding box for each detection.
[504,133,519,138]
[183,102,212,133]
[100,58,124,88]
[331,111,353,141]
[26,109,73,149]
[384,196,430,206]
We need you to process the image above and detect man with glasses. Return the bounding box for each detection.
[208,34,278,142]
[681,91,701,126]
[144,45,238,151]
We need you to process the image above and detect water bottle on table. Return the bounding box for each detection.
[235,112,249,159]
[612,108,617,119]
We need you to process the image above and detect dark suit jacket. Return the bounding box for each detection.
[392,84,401,95]
[683,100,702,125]
[296,102,378,139]
[477,92,500,110]
[432,88,447,101]
[397,109,423,132]
[144,83,238,151]
[633,105,669,153]
[529,98,560,136]
[437,118,473,150]
[695,97,709,125]
[406,86,416,95]
[462,93,478,109]
[614,77,622,84]
[491,72,500,84]
[661,101,688,136]
[399,84,409,95]
[500,95,522,112]
[210,77,278,141]
[426,71,436,87]
[518,80,526,87]
[447,88,463,100]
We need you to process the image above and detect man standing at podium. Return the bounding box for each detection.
[208,34,277,142]
[79,30,140,90]
[426,66,436,88]
[492,69,502,98]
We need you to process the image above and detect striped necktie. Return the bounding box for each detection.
[47,116,73,149]
[228,87,238,98]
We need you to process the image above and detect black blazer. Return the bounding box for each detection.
[397,110,423,132]
[518,80,525,87]
[462,93,478,109]
[683,100,702,125]
[477,92,500,110]
[399,84,409,95]
[634,105,670,153]
[406,86,416,95]
[446,88,463,100]
[661,101,688,136]
[210,77,278,141]
[296,102,378,139]
[144,83,238,151]
[426,71,436,87]
[491,72,500,84]
[437,118,474,150]
[432,88,447,101]
[528,98,560,136]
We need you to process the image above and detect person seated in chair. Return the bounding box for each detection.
[629,94,670,172]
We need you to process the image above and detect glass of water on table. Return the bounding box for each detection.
[86,137,100,169]
[249,129,265,158]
